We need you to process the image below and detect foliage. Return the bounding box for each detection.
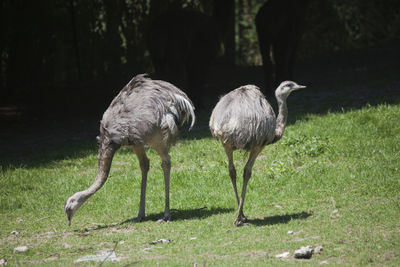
[238,0,400,64]
[281,135,330,157]
[1,0,399,104]
[236,0,264,65]
[331,0,400,45]
[300,0,400,58]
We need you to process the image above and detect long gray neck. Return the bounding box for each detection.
[86,164,111,196]
[273,97,288,143]
[79,144,117,200]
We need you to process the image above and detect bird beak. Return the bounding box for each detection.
[66,209,73,226]
[294,85,306,91]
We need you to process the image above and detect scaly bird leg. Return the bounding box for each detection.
[132,145,150,222]
[154,145,171,222]
[223,143,240,208]
[235,146,262,226]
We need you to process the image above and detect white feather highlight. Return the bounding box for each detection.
[174,93,196,130]
[164,113,178,136]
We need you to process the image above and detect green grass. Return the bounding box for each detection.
[1,103,400,266]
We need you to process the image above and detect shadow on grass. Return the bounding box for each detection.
[142,206,234,222]
[84,206,234,232]
[247,211,312,226]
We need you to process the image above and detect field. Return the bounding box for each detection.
[1,46,400,266]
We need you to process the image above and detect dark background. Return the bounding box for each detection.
[1,0,399,119]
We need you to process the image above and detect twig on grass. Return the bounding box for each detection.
[34,216,50,222]
[98,241,118,267]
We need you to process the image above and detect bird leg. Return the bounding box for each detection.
[161,156,171,222]
[223,144,240,207]
[154,146,171,222]
[235,146,262,227]
[132,145,150,222]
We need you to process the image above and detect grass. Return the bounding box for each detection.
[1,100,399,266]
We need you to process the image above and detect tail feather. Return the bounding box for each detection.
[173,93,196,130]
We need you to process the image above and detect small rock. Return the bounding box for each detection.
[142,247,152,253]
[315,245,323,254]
[75,251,119,263]
[0,258,7,266]
[320,260,329,264]
[10,231,19,235]
[275,252,290,258]
[190,237,197,240]
[150,239,170,245]
[43,253,60,262]
[294,245,313,259]
[289,230,303,235]
[273,203,283,209]
[64,243,72,249]
[14,246,29,253]
[330,209,340,218]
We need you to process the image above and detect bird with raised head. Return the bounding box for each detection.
[64,74,195,226]
[209,81,305,226]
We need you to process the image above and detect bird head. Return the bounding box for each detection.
[275,81,306,100]
[64,192,87,226]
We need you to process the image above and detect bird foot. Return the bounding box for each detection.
[234,219,249,227]
[157,216,170,223]
[234,214,249,227]
[129,215,145,223]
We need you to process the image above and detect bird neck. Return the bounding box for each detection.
[82,145,117,198]
[87,157,113,195]
[274,97,288,143]
[73,162,111,207]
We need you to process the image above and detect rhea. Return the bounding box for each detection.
[64,74,195,225]
[209,81,305,226]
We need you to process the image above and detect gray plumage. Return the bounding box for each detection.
[65,74,195,225]
[209,81,305,226]
[209,85,276,150]
[100,74,195,146]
